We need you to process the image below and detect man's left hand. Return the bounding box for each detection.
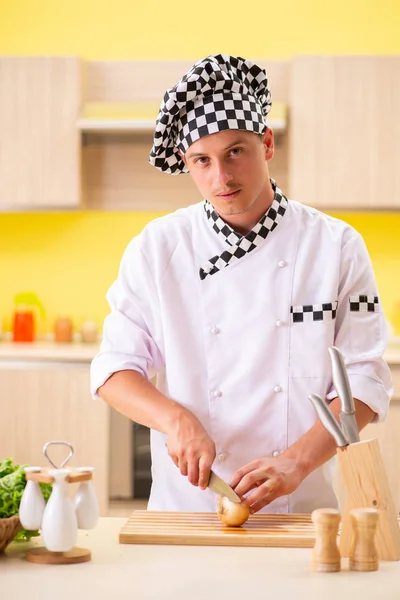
[229,456,306,514]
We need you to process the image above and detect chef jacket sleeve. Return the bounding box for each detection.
[325,231,393,422]
[90,237,165,399]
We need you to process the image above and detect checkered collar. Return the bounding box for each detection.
[200,180,288,280]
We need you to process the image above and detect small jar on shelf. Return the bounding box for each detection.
[54,317,74,343]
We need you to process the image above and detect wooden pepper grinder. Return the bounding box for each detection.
[311,508,341,572]
[349,508,379,571]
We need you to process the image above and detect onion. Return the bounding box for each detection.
[217,496,250,527]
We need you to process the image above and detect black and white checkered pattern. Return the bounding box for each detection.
[349,295,379,312]
[203,201,243,246]
[199,181,288,280]
[149,54,272,175]
[291,301,338,323]
[176,92,265,155]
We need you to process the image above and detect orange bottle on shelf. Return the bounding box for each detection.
[12,292,46,343]
[13,307,35,342]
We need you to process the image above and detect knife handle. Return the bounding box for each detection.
[328,346,355,414]
[308,394,348,447]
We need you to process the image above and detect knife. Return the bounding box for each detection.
[328,346,360,443]
[207,470,241,503]
[308,393,349,447]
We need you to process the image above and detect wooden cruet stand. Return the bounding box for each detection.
[22,441,98,564]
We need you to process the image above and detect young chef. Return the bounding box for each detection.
[90,54,392,514]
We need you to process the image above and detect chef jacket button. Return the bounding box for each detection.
[213,390,222,398]
[274,385,282,393]
[276,320,284,327]
[272,450,280,457]
[211,325,220,335]
[217,453,226,462]
[278,260,286,268]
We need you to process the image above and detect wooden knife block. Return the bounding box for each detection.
[337,438,400,561]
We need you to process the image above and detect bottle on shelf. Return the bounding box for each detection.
[12,291,46,343]
[80,319,98,343]
[54,317,74,343]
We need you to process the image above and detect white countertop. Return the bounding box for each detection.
[0,341,100,363]
[2,517,400,600]
[1,340,400,365]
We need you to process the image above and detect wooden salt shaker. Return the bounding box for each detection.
[311,508,341,572]
[349,507,379,571]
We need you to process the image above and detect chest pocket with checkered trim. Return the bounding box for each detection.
[289,300,337,377]
[290,301,338,323]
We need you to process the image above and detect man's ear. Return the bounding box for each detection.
[178,150,187,167]
[262,128,274,161]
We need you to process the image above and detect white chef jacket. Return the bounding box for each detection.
[90,186,392,513]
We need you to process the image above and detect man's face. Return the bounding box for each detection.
[182,128,274,216]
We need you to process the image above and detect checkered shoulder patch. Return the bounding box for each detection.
[291,301,338,323]
[349,295,379,312]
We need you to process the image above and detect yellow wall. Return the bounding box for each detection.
[1,211,400,336]
[1,0,400,336]
[0,0,399,59]
[0,212,163,335]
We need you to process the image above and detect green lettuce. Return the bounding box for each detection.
[0,458,16,479]
[0,458,52,542]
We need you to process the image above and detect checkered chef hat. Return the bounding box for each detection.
[148,54,272,174]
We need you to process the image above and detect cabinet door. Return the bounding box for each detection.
[289,56,400,209]
[0,57,81,208]
[0,364,109,515]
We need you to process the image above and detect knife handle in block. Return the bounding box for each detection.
[337,438,400,561]
[349,508,379,571]
[311,508,341,572]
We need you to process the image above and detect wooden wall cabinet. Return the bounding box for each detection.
[0,362,110,515]
[289,56,400,209]
[1,55,399,211]
[0,57,81,209]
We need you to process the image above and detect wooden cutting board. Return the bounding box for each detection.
[119,511,316,548]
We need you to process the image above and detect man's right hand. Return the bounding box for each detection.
[98,370,215,489]
[166,407,216,490]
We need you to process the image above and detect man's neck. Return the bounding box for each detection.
[217,180,275,236]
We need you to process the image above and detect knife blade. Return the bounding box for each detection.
[207,470,241,503]
[308,393,349,447]
[328,346,360,443]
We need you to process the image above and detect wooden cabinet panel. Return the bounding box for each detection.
[110,407,132,499]
[0,364,109,515]
[289,56,400,209]
[0,57,81,208]
[81,131,288,211]
[84,59,290,105]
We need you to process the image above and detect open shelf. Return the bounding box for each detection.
[78,101,288,133]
